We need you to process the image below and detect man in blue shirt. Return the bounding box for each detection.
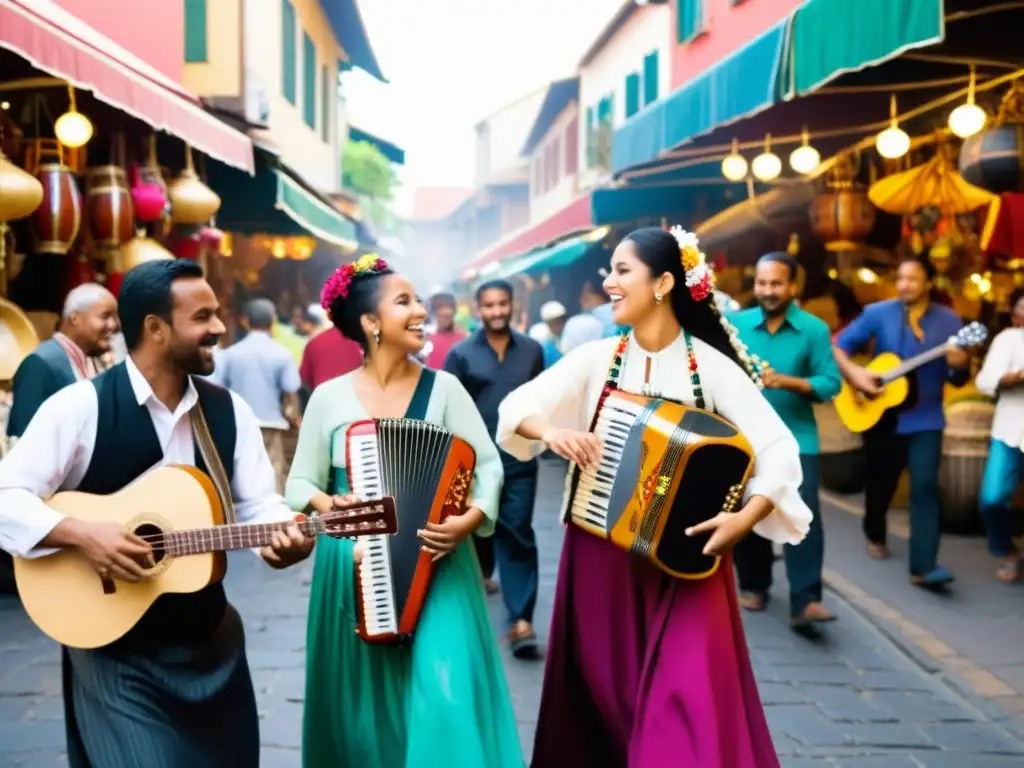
[834,256,971,588]
[730,253,843,628]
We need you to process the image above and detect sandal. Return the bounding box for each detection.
[996,558,1020,583]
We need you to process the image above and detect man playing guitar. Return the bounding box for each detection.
[833,256,971,588]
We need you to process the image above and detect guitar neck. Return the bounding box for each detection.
[880,344,949,384]
[165,519,322,557]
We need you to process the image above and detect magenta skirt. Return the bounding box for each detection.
[532,526,780,768]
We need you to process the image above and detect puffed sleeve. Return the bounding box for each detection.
[437,371,503,538]
[496,339,608,461]
[699,341,812,545]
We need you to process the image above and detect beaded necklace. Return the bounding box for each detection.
[604,331,705,410]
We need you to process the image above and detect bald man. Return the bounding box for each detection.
[7,283,118,438]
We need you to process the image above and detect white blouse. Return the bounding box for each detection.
[496,333,812,545]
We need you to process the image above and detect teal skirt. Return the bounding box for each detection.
[302,535,524,767]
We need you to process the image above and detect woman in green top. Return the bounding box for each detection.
[285,255,522,768]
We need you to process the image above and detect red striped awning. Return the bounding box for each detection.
[468,193,594,271]
[0,0,254,173]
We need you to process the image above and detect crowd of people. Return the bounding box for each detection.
[0,224,1020,767]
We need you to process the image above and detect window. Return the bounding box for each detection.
[184,0,207,63]
[585,106,596,168]
[550,137,561,188]
[643,51,659,106]
[282,1,296,104]
[625,73,641,118]
[595,95,613,170]
[564,117,578,176]
[321,65,330,141]
[534,156,544,194]
[303,33,316,129]
[677,0,704,44]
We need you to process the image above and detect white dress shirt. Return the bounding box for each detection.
[496,333,812,544]
[975,327,1024,449]
[0,357,293,559]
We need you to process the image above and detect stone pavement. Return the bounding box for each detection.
[2,459,1023,767]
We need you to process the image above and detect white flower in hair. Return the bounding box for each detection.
[669,225,700,252]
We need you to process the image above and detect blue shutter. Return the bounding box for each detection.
[678,0,704,43]
[643,51,659,106]
[303,33,316,129]
[184,0,207,63]
[625,73,641,118]
[282,1,296,104]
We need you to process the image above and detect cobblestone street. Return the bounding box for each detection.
[2,459,1024,766]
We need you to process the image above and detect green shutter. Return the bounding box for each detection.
[643,51,659,105]
[303,33,316,129]
[184,0,207,63]
[321,64,330,141]
[678,0,704,43]
[586,106,596,168]
[625,73,641,118]
[282,1,296,104]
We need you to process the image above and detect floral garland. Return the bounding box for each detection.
[320,253,390,309]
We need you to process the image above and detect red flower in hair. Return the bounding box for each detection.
[320,254,390,309]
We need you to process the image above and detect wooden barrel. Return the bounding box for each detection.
[958,124,1024,194]
[815,402,864,493]
[938,400,995,535]
[809,188,876,252]
[30,164,81,255]
[85,165,135,252]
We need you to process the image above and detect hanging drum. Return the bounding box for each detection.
[958,124,1024,194]
[809,158,876,252]
[31,164,81,255]
[85,165,135,254]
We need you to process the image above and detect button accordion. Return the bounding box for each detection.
[346,418,476,645]
[568,390,755,579]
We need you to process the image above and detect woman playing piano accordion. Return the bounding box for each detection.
[497,227,813,768]
[285,256,522,768]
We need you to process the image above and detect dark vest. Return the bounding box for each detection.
[79,363,237,650]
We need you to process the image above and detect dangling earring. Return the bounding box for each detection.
[655,292,664,305]
[373,328,381,346]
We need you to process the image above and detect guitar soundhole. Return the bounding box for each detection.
[132,523,167,569]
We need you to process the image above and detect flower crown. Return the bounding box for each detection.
[320,253,390,309]
[668,226,715,302]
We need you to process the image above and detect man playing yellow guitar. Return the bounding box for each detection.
[833,256,971,589]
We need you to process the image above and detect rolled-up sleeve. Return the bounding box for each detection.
[835,308,875,356]
[496,342,598,461]
[806,324,843,403]
[703,345,812,545]
[439,372,503,537]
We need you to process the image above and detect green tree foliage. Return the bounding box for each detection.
[342,140,396,200]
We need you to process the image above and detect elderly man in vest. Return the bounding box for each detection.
[0,259,312,766]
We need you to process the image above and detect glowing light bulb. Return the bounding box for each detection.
[54,110,93,148]
[789,144,820,175]
[751,151,782,181]
[876,125,910,159]
[948,102,987,139]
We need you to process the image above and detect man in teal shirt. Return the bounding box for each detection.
[729,252,842,629]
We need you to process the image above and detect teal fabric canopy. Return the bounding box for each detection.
[492,235,599,280]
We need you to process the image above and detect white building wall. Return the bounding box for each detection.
[528,104,579,222]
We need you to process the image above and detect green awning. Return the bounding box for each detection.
[207,150,358,249]
[492,234,599,280]
[275,171,358,248]
[789,0,944,94]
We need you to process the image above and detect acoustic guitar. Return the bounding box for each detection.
[834,322,988,433]
[13,465,398,649]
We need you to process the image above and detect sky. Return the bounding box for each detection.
[344,0,624,203]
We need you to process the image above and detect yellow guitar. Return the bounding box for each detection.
[13,465,397,649]
[834,322,988,433]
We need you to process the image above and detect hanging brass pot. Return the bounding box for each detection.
[0,149,44,222]
[114,235,173,272]
[168,144,220,225]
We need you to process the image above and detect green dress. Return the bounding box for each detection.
[285,367,523,768]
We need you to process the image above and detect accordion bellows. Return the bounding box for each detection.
[347,418,476,645]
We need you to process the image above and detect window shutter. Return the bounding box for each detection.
[564,116,578,176]
[321,64,330,141]
[303,33,316,129]
[586,106,596,168]
[625,73,641,118]
[677,0,704,43]
[282,1,296,103]
[184,0,208,63]
[643,51,659,106]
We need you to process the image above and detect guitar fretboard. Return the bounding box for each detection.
[879,344,950,384]
[164,517,388,557]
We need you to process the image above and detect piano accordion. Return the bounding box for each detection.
[568,390,755,580]
[346,418,476,645]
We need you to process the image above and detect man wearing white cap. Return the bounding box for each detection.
[538,300,567,367]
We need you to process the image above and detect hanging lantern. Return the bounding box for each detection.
[115,235,173,273]
[789,128,820,175]
[809,156,877,252]
[54,87,93,149]
[169,144,221,225]
[751,134,782,182]
[0,149,43,222]
[948,65,988,139]
[959,80,1024,193]
[876,94,911,160]
[721,138,748,181]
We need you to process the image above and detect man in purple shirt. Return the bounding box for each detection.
[833,256,971,588]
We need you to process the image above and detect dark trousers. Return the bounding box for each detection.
[734,455,823,617]
[979,438,1024,558]
[474,468,539,625]
[863,422,943,575]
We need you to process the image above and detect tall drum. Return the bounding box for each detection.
[31,164,81,255]
[85,165,135,252]
[938,400,995,535]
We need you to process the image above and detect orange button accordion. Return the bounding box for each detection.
[346,418,476,645]
[568,390,755,580]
